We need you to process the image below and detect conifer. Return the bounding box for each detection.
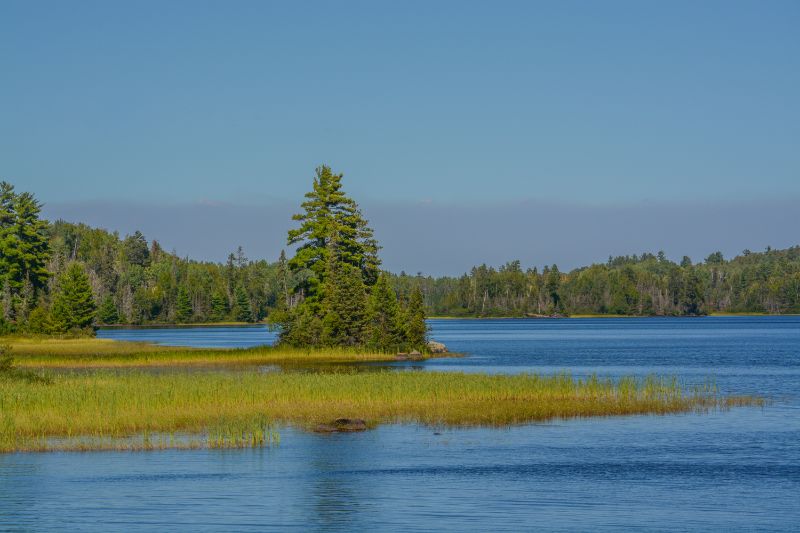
[51,263,96,332]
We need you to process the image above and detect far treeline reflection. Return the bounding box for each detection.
[1,169,798,341]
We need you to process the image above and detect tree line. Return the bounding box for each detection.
[2,178,799,339]
[0,172,429,352]
[392,248,800,317]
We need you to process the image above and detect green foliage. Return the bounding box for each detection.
[97,296,119,325]
[0,182,50,325]
[287,165,380,301]
[277,166,393,348]
[175,286,193,323]
[51,263,96,332]
[404,286,428,350]
[367,273,401,349]
[25,305,52,334]
[275,305,323,347]
[210,291,228,322]
[122,230,150,267]
[397,247,800,317]
[234,285,252,322]
[321,262,368,346]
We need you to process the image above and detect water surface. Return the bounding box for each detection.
[3,317,798,531]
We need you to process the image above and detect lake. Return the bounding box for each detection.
[2,317,798,531]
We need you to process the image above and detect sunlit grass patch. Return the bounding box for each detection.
[2,336,442,368]
[0,370,763,452]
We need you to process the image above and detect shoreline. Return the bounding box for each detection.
[428,312,796,319]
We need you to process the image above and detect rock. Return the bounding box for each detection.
[395,352,410,361]
[426,341,448,353]
[313,418,368,433]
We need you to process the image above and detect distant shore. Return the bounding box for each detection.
[428,312,796,319]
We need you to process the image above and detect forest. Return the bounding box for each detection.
[1,179,799,337]
[395,247,800,317]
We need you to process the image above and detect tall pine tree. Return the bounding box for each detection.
[287,165,380,301]
[0,182,50,294]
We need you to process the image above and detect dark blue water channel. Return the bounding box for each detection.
[2,317,798,531]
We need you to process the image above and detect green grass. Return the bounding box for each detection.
[3,337,441,368]
[0,369,762,452]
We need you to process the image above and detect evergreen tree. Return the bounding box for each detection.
[51,263,96,332]
[682,269,706,315]
[0,182,50,293]
[25,305,52,334]
[210,291,228,322]
[97,295,119,325]
[287,165,380,301]
[321,262,368,346]
[367,273,401,349]
[122,231,150,267]
[545,264,561,310]
[175,286,192,323]
[404,286,428,350]
[277,249,291,309]
[234,285,252,322]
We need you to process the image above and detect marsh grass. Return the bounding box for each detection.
[0,369,762,452]
[3,337,433,368]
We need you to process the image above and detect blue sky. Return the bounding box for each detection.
[2,1,798,273]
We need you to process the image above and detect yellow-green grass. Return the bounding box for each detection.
[0,370,761,452]
[3,337,437,368]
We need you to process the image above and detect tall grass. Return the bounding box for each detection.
[3,337,429,368]
[0,369,761,452]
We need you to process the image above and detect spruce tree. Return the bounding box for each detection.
[97,295,119,325]
[175,286,192,323]
[234,285,252,322]
[404,286,428,351]
[367,273,401,350]
[321,262,367,346]
[51,262,96,332]
[210,291,228,322]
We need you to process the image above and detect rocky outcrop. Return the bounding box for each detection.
[396,350,424,361]
[426,341,448,353]
[313,418,368,433]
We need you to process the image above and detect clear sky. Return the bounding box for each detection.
[2,1,798,274]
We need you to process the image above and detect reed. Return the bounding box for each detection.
[0,369,762,452]
[3,337,432,368]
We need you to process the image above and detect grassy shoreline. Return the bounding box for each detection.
[0,369,762,452]
[3,337,440,368]
[0,336,765,453]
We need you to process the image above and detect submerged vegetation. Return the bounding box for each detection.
[0,366,762,452]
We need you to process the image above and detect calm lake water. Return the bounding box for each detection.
[2,317,799,531]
